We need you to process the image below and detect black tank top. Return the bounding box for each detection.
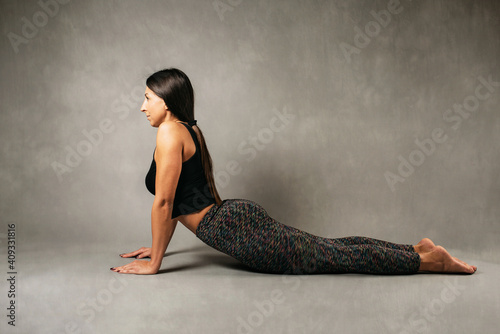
[145,122,216,218]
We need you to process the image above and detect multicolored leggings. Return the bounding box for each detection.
[195,199,421,274]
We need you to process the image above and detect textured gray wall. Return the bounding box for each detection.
[1,0,499,260]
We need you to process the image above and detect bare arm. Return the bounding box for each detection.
[112,122,183,274]
[148,122,183,270]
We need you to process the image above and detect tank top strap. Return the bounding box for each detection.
[178,122,201,150]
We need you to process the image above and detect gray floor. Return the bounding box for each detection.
[3,229,499,334]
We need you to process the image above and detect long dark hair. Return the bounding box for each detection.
[146,68,222,205]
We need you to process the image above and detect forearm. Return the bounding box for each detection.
[149,200,177,270]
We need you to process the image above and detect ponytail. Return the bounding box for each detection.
[192,125,222,205]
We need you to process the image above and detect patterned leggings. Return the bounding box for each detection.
[195,199,421,274]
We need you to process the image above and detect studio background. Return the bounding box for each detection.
[0,0,499,332]
[2,0,498,258]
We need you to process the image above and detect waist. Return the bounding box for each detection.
[176,203,217,234]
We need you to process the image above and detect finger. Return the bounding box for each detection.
[130,248,149,257]
[120,249,143,258]
[119,251,138,258]
[111,262,131,271]
[118,265,139,274]
[119,253,133,258]
[114,266,130,274]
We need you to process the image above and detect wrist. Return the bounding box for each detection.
[149,257,162,271]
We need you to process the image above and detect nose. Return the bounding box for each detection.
[140,99,147,112]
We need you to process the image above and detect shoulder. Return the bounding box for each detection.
[156,121,183,150]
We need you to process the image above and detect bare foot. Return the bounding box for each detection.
[418,244,476,274]
[448,252,477,271]
[414,238,435,253]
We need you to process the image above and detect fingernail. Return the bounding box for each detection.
[110,267,115,270]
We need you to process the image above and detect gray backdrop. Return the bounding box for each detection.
[1,0,499,261]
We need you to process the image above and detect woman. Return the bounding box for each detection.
[110,68,477,275]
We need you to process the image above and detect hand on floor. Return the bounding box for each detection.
[119,246,151,259]
[110,259,158,275]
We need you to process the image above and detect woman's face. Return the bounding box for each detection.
[140,87,168,127]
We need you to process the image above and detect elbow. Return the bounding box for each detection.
[153,197,174,210]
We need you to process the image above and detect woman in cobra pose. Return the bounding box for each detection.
[110,68,477,275]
